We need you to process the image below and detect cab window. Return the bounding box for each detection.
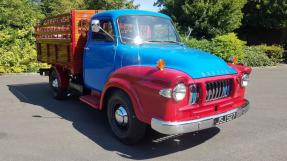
[92,19,114,42]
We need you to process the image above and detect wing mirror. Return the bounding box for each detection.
[91,19,100,32]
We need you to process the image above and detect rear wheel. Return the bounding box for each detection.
[107,90,146,144]
[49,69,67,100]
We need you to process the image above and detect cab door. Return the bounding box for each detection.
[84,17,116,91]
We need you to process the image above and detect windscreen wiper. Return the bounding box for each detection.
[146,40,181,44]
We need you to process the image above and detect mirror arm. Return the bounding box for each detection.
[98,26,115,41]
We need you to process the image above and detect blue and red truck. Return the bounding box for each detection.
[35,10,251,144]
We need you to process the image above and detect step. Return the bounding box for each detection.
[80,95,100,109]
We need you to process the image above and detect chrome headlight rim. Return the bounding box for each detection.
[172,83,187,102]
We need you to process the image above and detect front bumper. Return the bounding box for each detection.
[151,100,250,135]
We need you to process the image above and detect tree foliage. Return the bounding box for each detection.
[84,0,139,10]
[183,34,284,66]
[155,0,247,38]
[35,0,86,16]
[242,0,287,29]
[184,33,246,63]
[0,0,47,73]
[36,0,138,16]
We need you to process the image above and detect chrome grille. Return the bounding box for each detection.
[205,79,232,102]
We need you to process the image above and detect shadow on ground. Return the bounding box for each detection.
[8,83,220,160]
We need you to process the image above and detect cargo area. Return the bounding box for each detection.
[35,10,101,75]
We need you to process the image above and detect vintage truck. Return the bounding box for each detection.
[35,10,251,144]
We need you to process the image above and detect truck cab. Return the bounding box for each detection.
[84,10,181,91]
[36,10,251,144]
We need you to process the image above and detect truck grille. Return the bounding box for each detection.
[205,79,233,102]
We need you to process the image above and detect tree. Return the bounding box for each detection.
[84,0,139,10]
[35,0,85,16]
[0,0,45,73]
[155,0,247,38]
[242,0,287,29]
[37,0,138,17]
[0,0,42,31]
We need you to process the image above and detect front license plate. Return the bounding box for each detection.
[214,112,237,125]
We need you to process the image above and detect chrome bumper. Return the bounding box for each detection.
[151,100,250,135]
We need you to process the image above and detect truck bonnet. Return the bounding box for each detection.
[125,44,237,79]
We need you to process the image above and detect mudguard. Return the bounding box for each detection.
[100,66,192,124]
[228,63,252,74]
[51,65,69,90]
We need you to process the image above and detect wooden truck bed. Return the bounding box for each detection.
[35,10,101,75]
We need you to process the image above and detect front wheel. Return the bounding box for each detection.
[107,90,146,144]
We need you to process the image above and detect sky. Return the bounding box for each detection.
[133,0,159,12]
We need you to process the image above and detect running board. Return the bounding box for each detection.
[79,95,100,109]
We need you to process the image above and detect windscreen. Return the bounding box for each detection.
[118,15,180,44]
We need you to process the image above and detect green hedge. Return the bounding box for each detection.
[241,46,274,66]
[184,33,246,63]
[0,41,49,73]
[254,44,284,64]
[241,45,284,67]
[183,33,285,67]
[0,0,48,74]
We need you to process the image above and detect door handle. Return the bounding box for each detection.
[85,47,90,51]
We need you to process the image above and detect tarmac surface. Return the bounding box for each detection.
[0,65,287,161]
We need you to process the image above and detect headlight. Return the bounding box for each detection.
[172,83,186,101]
[241,74,249,87]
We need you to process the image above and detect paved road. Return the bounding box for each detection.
[0,65,287,161]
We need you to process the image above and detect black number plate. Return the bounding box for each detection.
[214,112,237,125]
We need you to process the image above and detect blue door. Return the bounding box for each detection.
[84,18,116,91]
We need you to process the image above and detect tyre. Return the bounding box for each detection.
[49,69,67,100]
[107,90,146,144]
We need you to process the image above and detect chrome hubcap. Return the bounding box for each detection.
[52,78,58,88]
[115,106,128,127]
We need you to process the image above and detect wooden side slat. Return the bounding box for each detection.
[40,44,47,62]
[48,44,56,63]
[57,45,68,63]
[35,31,70,35]
[47,44,50,63]
[38,22,70,27]
[36,39,71,44]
